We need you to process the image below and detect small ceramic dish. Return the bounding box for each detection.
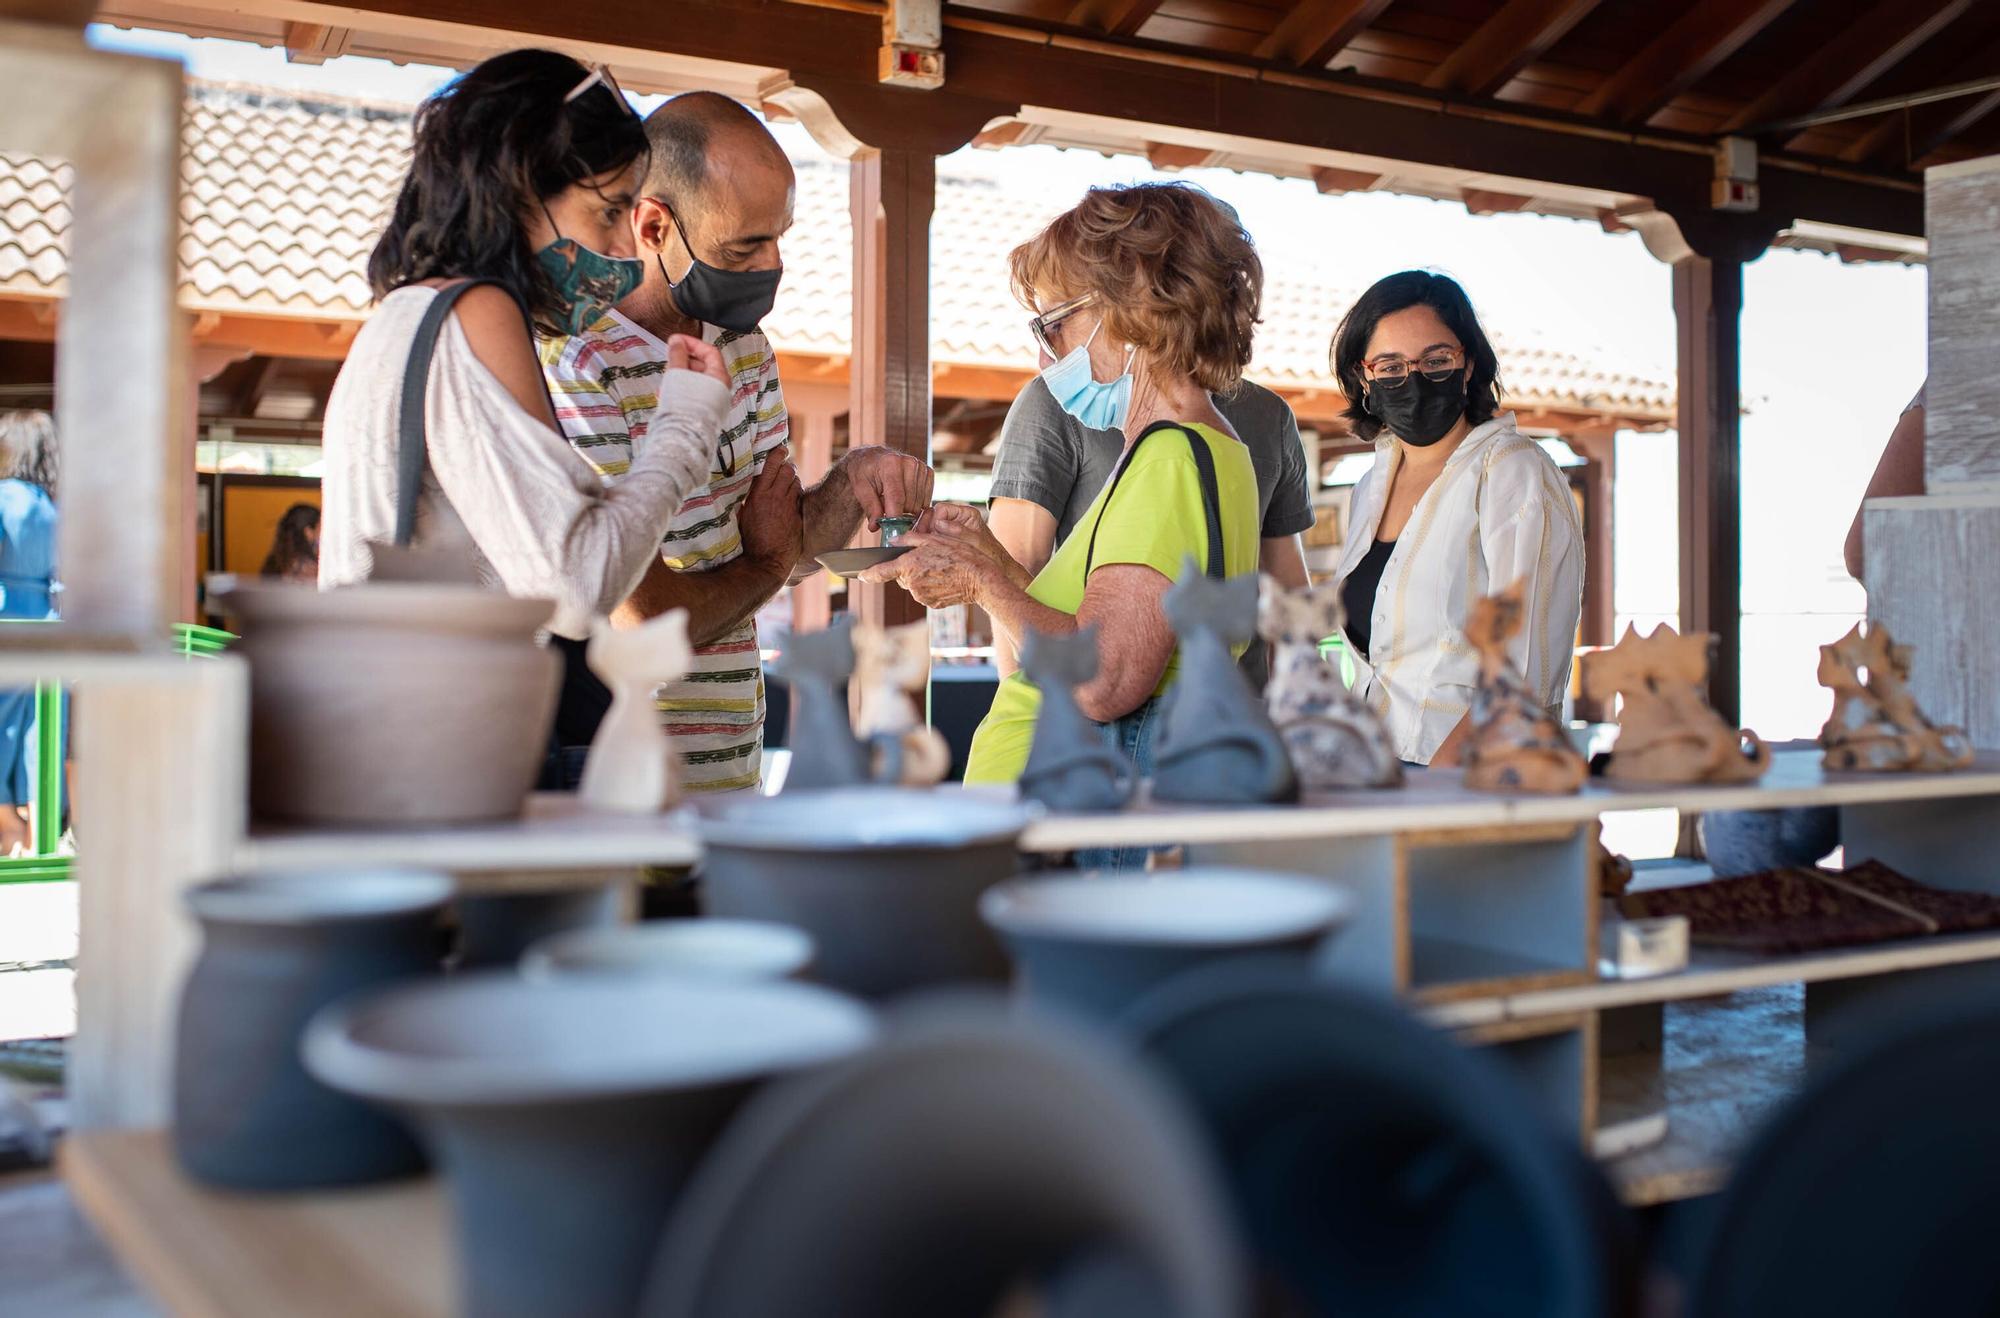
[816,545,912,577]
[523,920,816,983]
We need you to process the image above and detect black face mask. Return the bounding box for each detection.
[660,208,782,334]
[1368,368,1467,447]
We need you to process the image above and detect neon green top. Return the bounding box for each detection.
[963,421,1261,784]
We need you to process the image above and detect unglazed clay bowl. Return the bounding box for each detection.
[695,788,1033,999]
[523,919,815,983]
[981,868,1350,1022]
[305,973,874,1318]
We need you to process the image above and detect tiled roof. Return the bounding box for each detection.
[0,80,1672,417]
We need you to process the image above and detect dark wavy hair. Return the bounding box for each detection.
[260,503,320,580]
[1330,270,1503,442]
[367,49,647,337]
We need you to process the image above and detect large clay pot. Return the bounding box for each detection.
[523,919,815,983]
[981,869,1350,1023]
[304,973,875,1318]
[172,869,451,1190]
[213,581,559,825]
[694,789,1033,999]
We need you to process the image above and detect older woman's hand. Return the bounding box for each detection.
[857,531,993,608]
[915,503,1031,590]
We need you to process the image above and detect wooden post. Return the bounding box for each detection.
[1672,253,1746,727]
[792,406,837,634]
[1567,427,1618,649]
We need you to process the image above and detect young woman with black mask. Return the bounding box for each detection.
[1327,270,1583,767]
[318,50,730,783]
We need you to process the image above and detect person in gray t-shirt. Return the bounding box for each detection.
[987,374,1315,682]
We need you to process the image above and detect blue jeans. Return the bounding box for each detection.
[1073,696,1163,873]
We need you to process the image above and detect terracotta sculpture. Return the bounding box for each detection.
[1462,581,1588,794]
[1818,621,1973,772]
[852,621,951,787]
[768,618,872,792]
[579,610,692,813]
[1151,562,1298,805]
[1583,623,1768,784]
[1017,625,1137,813]
[1257,577,1402,792]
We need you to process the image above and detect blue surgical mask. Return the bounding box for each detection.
[1040,322,1134,433]
[536,219,645,336]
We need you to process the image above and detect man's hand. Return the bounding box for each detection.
[840,446,934,529]
[739,444,804,573]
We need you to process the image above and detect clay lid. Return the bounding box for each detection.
[211,578,554,636]
[695,787,1034,852]
[186,869,453,925]
[980,869,1350,947]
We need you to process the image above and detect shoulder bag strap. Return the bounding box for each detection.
[1085,420,1226,581]
[394,279,519,546]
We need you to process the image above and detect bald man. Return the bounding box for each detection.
[543,93,932,792]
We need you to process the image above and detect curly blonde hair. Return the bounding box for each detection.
[1009,182,1262,396]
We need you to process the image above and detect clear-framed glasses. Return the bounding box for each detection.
[1362,346,1464,387]
[565,62,632,114]
[1029,291,1096,358]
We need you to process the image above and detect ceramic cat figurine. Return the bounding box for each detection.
[852,620,951,786]
[1818,621,1972,772]
[1151,561,1298,805]
[1257,577,1402,792]
[1018,625,1137,813]
[1583,623,1769,784]
[768,618,872,791]
[579,610,693,813]
[1462,581,1588,794]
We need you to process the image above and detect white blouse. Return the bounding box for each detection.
[319,286,727,639]
[1334,413,1584,765]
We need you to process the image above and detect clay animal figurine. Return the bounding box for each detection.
[578,610,694,813]
[1017,625,1137,813]
[852,620,951,787]
[1462,581,1589,794]
[1257,577,1402,792]
[1818,621,1973,772]
[1583,623,1768,785]
[768,618,872,792]
[1151,561,1298,805]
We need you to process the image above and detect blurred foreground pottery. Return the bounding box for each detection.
[1258,577,1402,791]
[454,883,621,970]
[768,618,872,790]
[853,621,952,786]
[1584,624,1769,785]
[1152,564,1297,805]
[1817,621,1973,773]
[1017,626,1136,814]
[212,579,559,824]
[644,1003,1241,1318]
[696,789,1031,998]
[173,869,450,1190]
[982,869,1349,1022]
[305,974,874,1318]
[524,919,814,982]
[580,609,694,813]
[1462,581,1588,794]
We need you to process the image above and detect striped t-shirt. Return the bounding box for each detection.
[541,308,787,793]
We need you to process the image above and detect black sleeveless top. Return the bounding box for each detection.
[1342,538,1397,663]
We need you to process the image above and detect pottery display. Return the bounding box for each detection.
[981,869,1350,1022]
[852,620,952,787]
[695,789,1032,998]
[1817,621,1973,773]
[579,609,694,813]
[173,868,451,1190]
[1462,581,1590,794]
[766,618,873,791]
[523,919,814,982]
[1583,623,1769,784]
[1151,562,1298,805]
[211,579,559,824]
[1017,626,1137,814]
[1257,576,1403,791]
[304,973,875,1318]
[454,883,622,970]
[643,1003,1241,1318]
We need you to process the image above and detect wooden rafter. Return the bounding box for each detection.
[1424,0,1606,99]
[1063,0,1164,38]
[1573,0,1799,124]
[281,20,352,65]
[1253,0,1398,70]
[230,354,281,417]
[1839,30,2000,163]
[1722,0,1974,134]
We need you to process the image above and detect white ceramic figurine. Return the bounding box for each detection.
[1257,577,1402,791]
[852,620,951,787]
[579,609,693,813]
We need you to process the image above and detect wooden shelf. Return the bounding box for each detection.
[61,1129,452,1318]
[1407,936,1590,1004]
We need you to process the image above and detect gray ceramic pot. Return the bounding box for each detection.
[172,869,452,1190]
[695,789,1033,999]
[454,882,621,970]
[304,973,875,1318]
[523,919,815,982]
[981,868,1351,1023]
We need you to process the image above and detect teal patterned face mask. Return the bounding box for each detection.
[536,213,644,336]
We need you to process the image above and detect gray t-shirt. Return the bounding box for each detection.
[988,376,1316,544]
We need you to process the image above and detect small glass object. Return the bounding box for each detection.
[879,516,917,548]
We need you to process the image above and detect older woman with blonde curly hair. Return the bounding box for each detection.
[862,182,1263,814]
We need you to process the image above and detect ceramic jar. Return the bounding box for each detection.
[523,919,815,982]
[172,869,451,1190]
[304,974,875,1318]
[212,581,559,825]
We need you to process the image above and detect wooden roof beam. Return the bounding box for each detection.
[1064,0,1165,38]
[1253,0,1399,70]
[1722,0,1975,134]
[1574,0,1800,125]
[1424,0,1607,99]
[1839,30,2000,163]
[281,21,352,65]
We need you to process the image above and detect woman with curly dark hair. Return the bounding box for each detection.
[259,503,320,583]
[1327,270,1582,767]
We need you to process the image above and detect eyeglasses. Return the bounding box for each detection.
[565,62,633,115]
[1029,292,1095,359]
[1362,346,1464,386]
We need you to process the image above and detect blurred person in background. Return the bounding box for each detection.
[0,412,59,854]
[259,503,320,583]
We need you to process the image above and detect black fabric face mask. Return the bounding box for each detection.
[660,209,782,334]
[1368,368,1467,447]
